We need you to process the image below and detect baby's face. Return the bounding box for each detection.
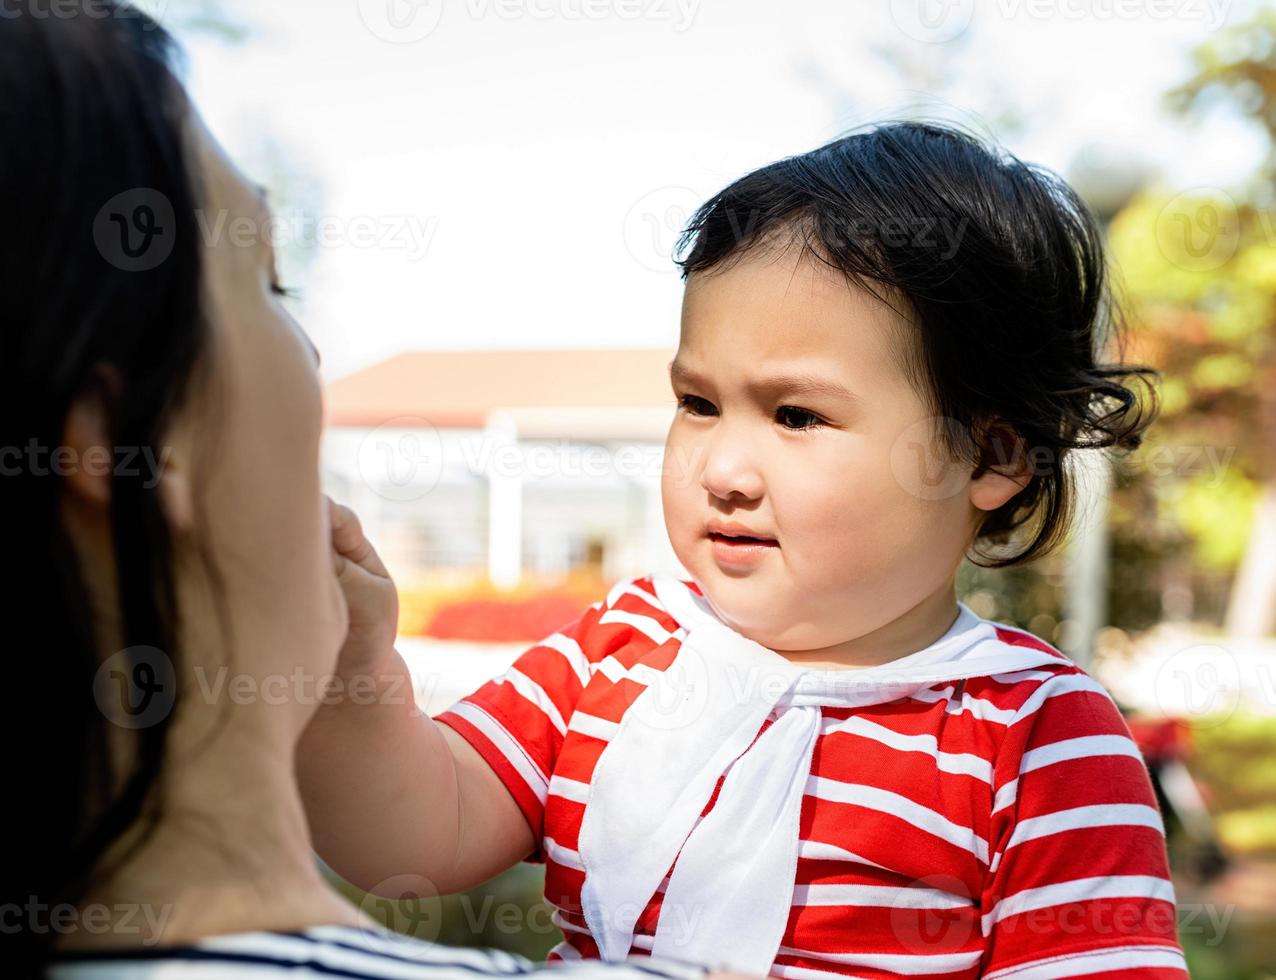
[662,245,981,653]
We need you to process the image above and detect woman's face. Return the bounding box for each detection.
[169,115,347,733]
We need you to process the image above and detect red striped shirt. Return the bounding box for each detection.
[436,577,1188,979]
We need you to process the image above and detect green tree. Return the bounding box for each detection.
[1105,7,1276,636]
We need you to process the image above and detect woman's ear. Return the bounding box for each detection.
[156,446,194,533]
[62,365,195,532]
[969,424,1033,512]
[61,369,118,510]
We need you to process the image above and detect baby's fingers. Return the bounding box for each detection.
[327,496,387,576]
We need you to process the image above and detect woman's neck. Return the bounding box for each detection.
[59,710,365,951]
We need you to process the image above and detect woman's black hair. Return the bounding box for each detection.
[0,1,210,973]
[676,120,1158,567]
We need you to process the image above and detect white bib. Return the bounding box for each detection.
[576,576,1066,974]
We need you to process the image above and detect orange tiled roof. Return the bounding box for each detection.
[324,348,676,429]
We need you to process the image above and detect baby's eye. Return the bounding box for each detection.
[677,394,718,417]
[776,406,824,431]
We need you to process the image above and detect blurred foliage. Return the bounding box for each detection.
[974,6,1276,636]
[1108,4,1276,637]
[326,864,556,961]
[1167,5,1276,171]
[1107,186,1273,485]
[1182,936,1269,980]
[1100,169,1276,626]
[1191,713,1276,856]
[1177,713,1276,980]
[956,557,1067,639]
[1168,468,1259,571]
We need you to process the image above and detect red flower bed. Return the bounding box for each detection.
[425,594,591,642]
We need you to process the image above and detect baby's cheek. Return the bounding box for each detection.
[790,472,906,574]
[785,453,872,530]
[781,491,864,579]
[661,482,698,556]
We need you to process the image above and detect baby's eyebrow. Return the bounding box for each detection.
[750,373,861,404]
[669,360,860,405]
[668,360,702,387]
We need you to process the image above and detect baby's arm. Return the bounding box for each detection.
[297,500,533,896]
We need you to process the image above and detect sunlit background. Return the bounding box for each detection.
[161,0,1276,975]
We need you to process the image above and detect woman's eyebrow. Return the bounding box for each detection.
[250,184,272,227]
[251,184,276,256]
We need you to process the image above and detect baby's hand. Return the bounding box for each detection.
[327,496,399,684]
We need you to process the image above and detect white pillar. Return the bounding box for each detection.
[486,412,523,588]
[1064,450,1112,671]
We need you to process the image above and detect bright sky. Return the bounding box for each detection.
[174,0,1266,382]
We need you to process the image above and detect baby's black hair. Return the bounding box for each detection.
[676,120,1157,568]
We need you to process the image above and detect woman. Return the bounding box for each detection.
[0,4,742,977]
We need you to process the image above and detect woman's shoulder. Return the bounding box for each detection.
[46,924,707,979]
[46,924,527,978]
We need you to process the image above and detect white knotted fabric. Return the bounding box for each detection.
[575,575,1069,975]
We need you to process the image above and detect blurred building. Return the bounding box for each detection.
[321,349,681,586]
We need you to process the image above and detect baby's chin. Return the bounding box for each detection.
[694,578,794,649]
[692,571,856,654]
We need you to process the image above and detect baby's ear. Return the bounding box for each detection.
[969,423,1033,513]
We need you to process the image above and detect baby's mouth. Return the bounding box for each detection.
[707,530,779,547]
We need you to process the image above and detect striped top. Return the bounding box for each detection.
[436,577,1189,980]
[46,924,708,979]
